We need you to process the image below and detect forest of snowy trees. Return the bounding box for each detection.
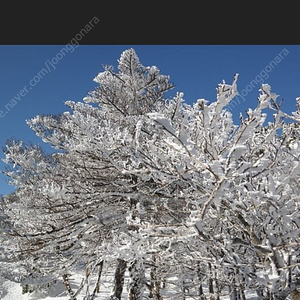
[1,48,300,299]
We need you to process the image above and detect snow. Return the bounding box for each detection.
[2,278,69,300]
[1,273,260,300]
[147,113,175,135]
[2,280,25,300]
[1,272,112,300]
[0,271,264,300]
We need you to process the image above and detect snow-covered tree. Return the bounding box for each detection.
[1,48,300,299]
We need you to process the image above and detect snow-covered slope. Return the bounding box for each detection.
[1,276,259,300]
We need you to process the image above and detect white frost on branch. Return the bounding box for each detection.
[2,49,300,299]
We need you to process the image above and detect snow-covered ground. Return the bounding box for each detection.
[1,273,259,300]
[0,262,259,300]
[1,271,114,300]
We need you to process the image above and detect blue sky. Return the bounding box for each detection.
[0,45,299,195]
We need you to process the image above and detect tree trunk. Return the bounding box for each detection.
[90,260,104,299]
[112,259,127,300]
[208,263,214,300]
[149,253,163,300]
[128,259,145,300]
[62,274,76,300]
[214,265,220,300]
[197,262,205,299]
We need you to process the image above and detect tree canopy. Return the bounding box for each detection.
[1,48,300,300]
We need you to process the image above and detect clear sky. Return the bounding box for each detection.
[0,45,299,195]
